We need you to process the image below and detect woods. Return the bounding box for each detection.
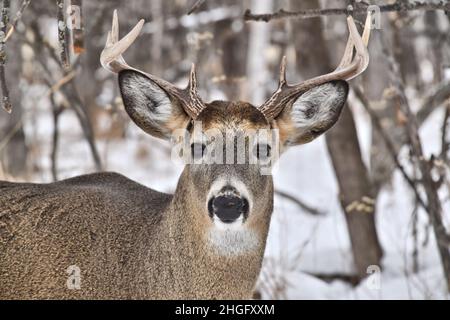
[0,0,449,299]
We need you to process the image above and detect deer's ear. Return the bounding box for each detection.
[118,70,190,139]
[274,80,348,146]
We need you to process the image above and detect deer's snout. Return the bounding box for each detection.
[208,187,249,224]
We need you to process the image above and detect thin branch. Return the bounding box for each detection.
[244,1,450,22]
[4,0,31,42]
[45,70,76,96]
[0,0,11,113]
[0,62,10,112]
[65,81,102,171]
[56,0,69,70]
[29,20,102,172]
[440,99,450,163]
[305,272,360,286]
[353,86,428,212]
[411,201,420,273]
[47,89,62,181]
[275,190,325,216]
[381,37,450,293]
[0,117,22,153]
[417,81,450,125]
[187,0,206,15]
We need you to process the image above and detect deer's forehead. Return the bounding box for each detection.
[197,101,269,131]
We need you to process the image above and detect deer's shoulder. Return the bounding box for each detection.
[0,172,172,237]
[1,171,171,202]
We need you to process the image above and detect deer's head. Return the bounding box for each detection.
[101,10,371,252]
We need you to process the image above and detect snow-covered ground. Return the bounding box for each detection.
[18,86,450,300]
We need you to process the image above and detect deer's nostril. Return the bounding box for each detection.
[208,195,249,223]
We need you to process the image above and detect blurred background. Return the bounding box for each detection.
[0,0,449,299]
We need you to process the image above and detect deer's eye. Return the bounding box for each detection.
[254,143,271,161]
[191,143,206,160]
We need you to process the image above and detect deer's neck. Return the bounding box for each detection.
[155,168,273,299]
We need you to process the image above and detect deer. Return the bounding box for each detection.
[0,10,372,299]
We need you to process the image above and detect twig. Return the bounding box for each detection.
[305,272,360,286]
[244,1,450,22]
[187,0,206,15]
[440,99,450,163]
[56,0,69,70]
[48,90,62,181]
[0,63,10,113]
[0,0,11,113]
[65,81,102,171]
[417,81,450,125]
[4,0,31,42]
[275,190,325,216]
[29,20,102,172]
[353,86,428,211]
[0,117,22,153]
[45,70,76,96]
[411,201,420,273]
[381,37,450,293]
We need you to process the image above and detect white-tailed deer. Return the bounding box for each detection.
[0,11,371,299]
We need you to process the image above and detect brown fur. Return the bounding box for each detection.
[0,170,272,299]
[0,78,347,299]
[0,103,273,300]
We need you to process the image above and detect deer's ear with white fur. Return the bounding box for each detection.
[274,80,348,145]
[118,70,189,139]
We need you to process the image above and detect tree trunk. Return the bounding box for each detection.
[289,0,382,279]
[326,107,383,278]
[0,14,27,178]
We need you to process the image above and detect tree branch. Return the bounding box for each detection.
[187,0,206,15]
[4,0,31,42]
[381,36,450,293]
[417,81,450,125]
[244,1,450,22]
[275,190,325,216]
[28,21,102,172]
[56,0,69,70]
[47,89,62,181]
[0,0,11,113]
[441,99,450,163]
[353,86,428,212]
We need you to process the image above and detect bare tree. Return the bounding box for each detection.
[287,0,382,280]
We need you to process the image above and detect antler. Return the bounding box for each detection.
[258,13,373,121]
[100,10,206,119]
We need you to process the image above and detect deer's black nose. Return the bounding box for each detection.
[208,193,249,223]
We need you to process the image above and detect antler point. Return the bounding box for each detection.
[279,55,287,87]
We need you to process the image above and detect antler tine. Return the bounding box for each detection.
[186,63,207,116]
[100,9,145,73]
[111,9,120,43]
[188,63,198,93]
[362,11,372,47]
[344,13,371,80]
[336,14,371,73]
[279,56,287,88]
[336,28,354,70]
[258,13,372,121]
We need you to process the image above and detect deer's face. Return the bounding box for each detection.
[186,101,274,232]
[118,70,348,244]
